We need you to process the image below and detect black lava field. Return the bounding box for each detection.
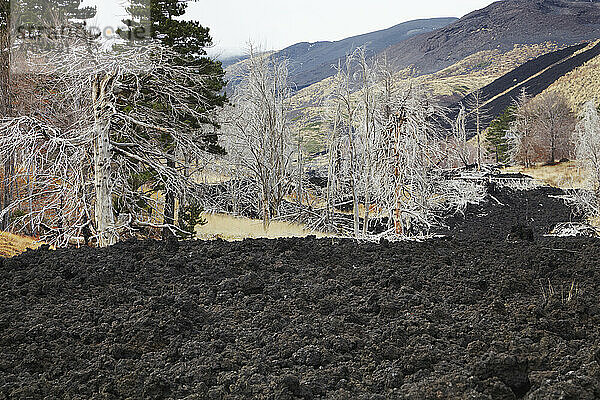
[2,186,600,399]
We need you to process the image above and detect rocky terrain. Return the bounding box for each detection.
[1,184,599,399]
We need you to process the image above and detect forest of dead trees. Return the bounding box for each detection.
[1,9,600,246]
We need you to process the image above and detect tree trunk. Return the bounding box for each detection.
[262,191,270,231]
[362,173,370,237]
[392,113,406,236]
[476,110,481,171]
[325,142,335,231]
[297,130,303,206]
[162,157,176,238]
[352,176,359,239]
[0,19,12,231]
[550,129,556,164]
[326,108,341,232]
[92,73,117,247]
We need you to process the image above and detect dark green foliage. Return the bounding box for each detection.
[487,105,516,163]
[8,208,26,224]
[119,0,226,153]
[177,201,206,239]
[116,0,226,236]
[112,170,157,216]
[11,0,96,26]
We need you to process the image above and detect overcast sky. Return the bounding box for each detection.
[82,0,498,57]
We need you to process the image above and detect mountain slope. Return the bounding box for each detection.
[287,42,572,161]
[542,50,600,109]
[385,0,600,75]
[450,40,600,135]
[276,18,457,90]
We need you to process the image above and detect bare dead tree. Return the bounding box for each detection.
[506,89,535,167]
[570,100,600,219]
[220,45,295,229]
[507,90,574,167]
[0,34,221,246]
[323,79,345,233]
[373,78,447,237]
[355,47,378,237]
[325,51,361,237]
[532,91,574,164]
[448,103,475,168]
[322,49,475,239]
[466,89,489,170]
[204,48,484,241]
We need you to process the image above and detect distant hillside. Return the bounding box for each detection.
[289,42,564,158]
[385,0,600,75]
[275,18,457,90]
[449,40,600,136]
[220,55,249,69]
[542,50,600,109]
[225,0,600,160]
[224,51,276,93]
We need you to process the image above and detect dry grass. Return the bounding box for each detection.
[2,216,328,253]
[503,161,585,189]
[195,213,330,241]
[540,40,600,111]
[0,232,45,258]
[425,43,559,97]
[540,278,580,306]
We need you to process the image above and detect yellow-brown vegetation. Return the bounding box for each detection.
[503,161,585,189]
[539,40,600,111]
[195,213,330,241]
[426,42,560,97]
[0,232,45,258]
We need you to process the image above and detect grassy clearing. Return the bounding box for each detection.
[195,213,330,241]
[0,232,45,258]
[503,161,585,189]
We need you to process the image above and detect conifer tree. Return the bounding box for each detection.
[119,0,226,236]
[11,0,95,26]
[487,105,516,164]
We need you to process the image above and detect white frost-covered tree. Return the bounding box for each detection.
[372,77,447,236]
[220,46,295,229]
[0,35,220,247]
[466,89,489,170]
[571,100,600,219]
[448,103,475,168]
[323,49,466,238]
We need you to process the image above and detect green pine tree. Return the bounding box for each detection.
[487,105,516,164]
[118,0,226,236]
[11,0,96,26]
[120,0,226,145]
